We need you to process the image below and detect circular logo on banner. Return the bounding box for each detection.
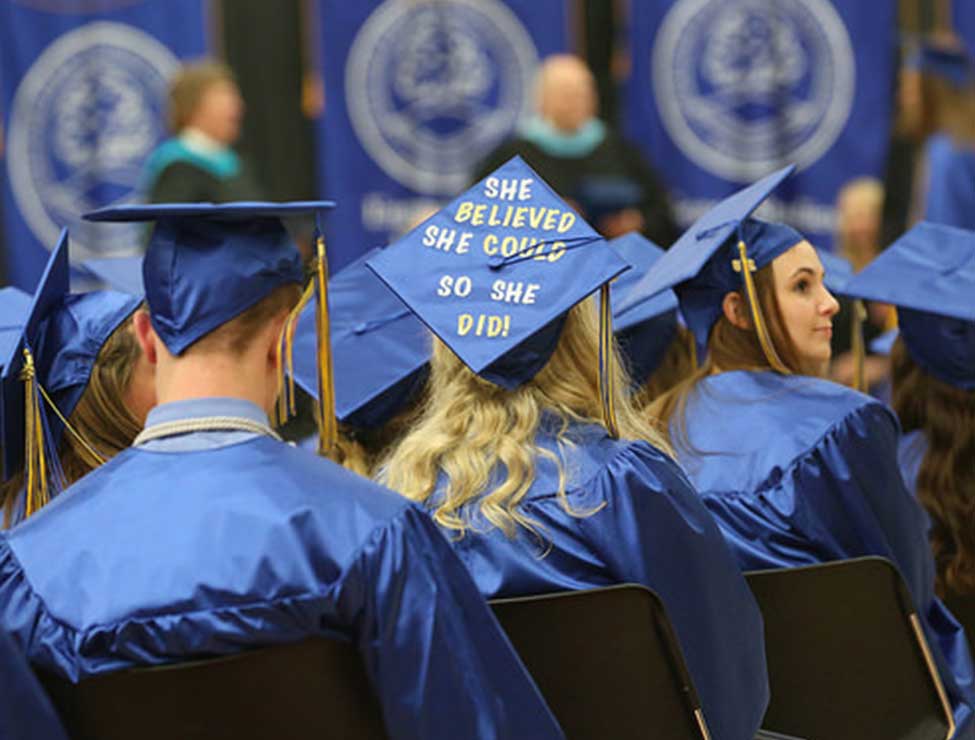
[7,21,179,259]
[346,0,539,196]
[652,0,854,181]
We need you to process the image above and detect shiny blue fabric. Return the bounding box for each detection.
[0,435,563,739]
[0,629,68,740]
[672,370,975,733]
[924,134,975,232]
[425,420,769,740]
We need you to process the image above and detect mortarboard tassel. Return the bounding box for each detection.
[275,280,315,427]
[314,233,338,455]
[20,348,49,518]
[734,239,792,376]
[599,283,620,439]
[850,299,867,392]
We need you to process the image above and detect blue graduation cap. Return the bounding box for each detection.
[616,165,800,371]
[0,288,32,371]
[908,42,975,87]
[366,156,629,432]
[82,256,144,296]
[610,233,680,384]
[290,247,431,429]
[843,221,975,389]
[870,329,899,356]
[573,176,643,226]
[1,231,141,517]
[82,202,334,355]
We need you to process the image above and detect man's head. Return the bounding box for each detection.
[534,55,597,133]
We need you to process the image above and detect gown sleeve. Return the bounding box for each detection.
[335,504,565,740]
[576,441,769,740]
[0,628,69,740]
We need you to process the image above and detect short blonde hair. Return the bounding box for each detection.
[167,60,236,133]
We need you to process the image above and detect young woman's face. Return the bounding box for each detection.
[771,241,840,376]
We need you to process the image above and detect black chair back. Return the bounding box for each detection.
[746,557,954,740]
[943,591,975,655]
[491,584,709,740]
[37,638,387,740]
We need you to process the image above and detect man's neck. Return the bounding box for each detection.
[155,355,270,413]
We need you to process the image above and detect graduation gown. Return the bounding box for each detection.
[674,370,975,733]
[0,630,68,740]
[430,418,769,740]
[0,435,563,740]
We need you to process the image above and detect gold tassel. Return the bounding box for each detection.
[850,299,867,392]
[275,281,315,426]
[314,234,338,455]
[19,349,49,519]
[735,240,791,375]
[599,284,619,439]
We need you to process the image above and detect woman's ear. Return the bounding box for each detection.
[721,291,751,330]
[132,310,159,365]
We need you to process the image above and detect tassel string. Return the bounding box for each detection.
[735,239,791,375]
[314,234,337,455]
[599,284,619,439]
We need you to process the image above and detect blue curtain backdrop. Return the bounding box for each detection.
[314,0,569,271]
[956,1,975,60]
[0,0,211,290]
[624,0,896,251]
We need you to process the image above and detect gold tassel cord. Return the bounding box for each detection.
[275,281,315,426]
[734,240,791,376]
[314,235,338,455]
[850,299,867,393]
[19,349,49,519]
[599,284,620,439]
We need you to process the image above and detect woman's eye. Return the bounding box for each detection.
[794,279,810,293]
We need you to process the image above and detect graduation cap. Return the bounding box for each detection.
[843,221,975,390]
[573,176,644,226]
[84,201,342,451]
[907,42,975,88]
[82,256,144,296]
[870,329,899,356]
[366,156,629,435]
[610,233,680,384]
[0,231,141,517]
[616,165,799,372]
[0,288,32,371]
[290,247,431,430]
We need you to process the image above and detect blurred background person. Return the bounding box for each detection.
[474,54,680,245]
[142,60,263,203]
[829,177,895,390]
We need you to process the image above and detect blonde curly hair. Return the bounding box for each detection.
[379,299,671,540]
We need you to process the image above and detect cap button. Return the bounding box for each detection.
[354,322,369,335]
[488,255,504,270]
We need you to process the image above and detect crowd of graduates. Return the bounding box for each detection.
[0,38,974,740]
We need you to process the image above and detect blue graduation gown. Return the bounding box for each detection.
[923,133,975,231]
[429,419,769,740]
[674,370,975,733]
[0,436,563,740]
[0,630,68,740]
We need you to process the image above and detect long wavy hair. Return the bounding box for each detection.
[647,264,802,450]
[2,316,143,527]
[379,299,670,540]
[891,337,975,596]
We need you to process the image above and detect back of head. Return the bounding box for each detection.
[381,300,668,540]
[891,336,975,596]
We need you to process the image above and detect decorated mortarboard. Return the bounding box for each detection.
[82,256,145,297]
[1,231,141,517]
[366,156,630,434]
[616,165,800,372]
[609,233,680,384]
[908,42,975,87]
[290,247,431,429]
[843,221,975,390]
[84,201,342,452]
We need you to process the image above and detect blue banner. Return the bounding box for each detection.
[315,0,569,270]
[956,2,975,60]
[0,0,211,290]
[624,0,896,251]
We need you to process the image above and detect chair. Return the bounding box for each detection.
[36,638,387,740]
[491,584,710,740]
[746,557,955,740]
